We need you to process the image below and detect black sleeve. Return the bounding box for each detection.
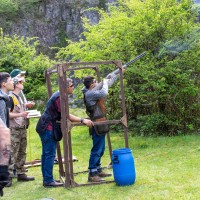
[7,96,14,112]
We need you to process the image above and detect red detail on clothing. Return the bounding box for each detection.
[46,97,60,131]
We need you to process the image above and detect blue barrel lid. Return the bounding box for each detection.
[112,148,132,155]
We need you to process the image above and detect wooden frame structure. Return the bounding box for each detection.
[45,60,129,188]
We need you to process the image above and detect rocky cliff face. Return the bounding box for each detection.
[1,0,116,56]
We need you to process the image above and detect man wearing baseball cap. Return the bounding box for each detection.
[10,69,35,109]
[7,69,35,186]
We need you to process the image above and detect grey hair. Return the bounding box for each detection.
[56,77,72,86]
[66,78,72,87]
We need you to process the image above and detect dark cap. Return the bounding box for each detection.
[10,69,26,78]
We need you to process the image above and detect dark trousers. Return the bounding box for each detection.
[39,129,57,184]
[88,128,105,173]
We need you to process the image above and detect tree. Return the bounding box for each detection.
[0,28,53,109]
[56,0,200,136]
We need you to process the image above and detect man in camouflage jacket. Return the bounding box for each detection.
[8,75,35,186]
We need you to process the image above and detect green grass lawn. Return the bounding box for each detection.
[2,118,200,200]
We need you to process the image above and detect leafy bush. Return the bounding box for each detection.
[0,0,42,15]
[0,0,18,15]
[0,29,54,110]
[129,114,183,136]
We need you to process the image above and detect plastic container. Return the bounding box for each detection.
[112,148,136,186]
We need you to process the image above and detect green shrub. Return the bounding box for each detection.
[56,0,200,136]
[0,29,54,111]
[0,0,18,15]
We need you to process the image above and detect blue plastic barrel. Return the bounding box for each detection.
[112,148,136,186]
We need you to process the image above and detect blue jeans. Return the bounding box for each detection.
[39,129,57,184]
[88,128,105,173]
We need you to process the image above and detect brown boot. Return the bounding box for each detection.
[43,181,63,188]
[88,174,105,182]
[17,174,35,181]
[98,171,112,177]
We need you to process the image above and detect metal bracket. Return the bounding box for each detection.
[112,60,123,69]
[120,114,127,127]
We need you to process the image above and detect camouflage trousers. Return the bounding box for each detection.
[8,128,27,176]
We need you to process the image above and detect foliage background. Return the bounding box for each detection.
[1,0,200,136]
[56,0,200,136]
[0,28,53,110]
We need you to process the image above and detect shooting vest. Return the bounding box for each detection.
[36,91,62,141]
[9,93,27,128]
[84,96,110,135]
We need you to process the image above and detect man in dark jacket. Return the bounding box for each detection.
[0,72,14,127]
[0,72,13,195]
[36,78,93,187]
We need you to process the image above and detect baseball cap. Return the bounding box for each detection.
[10,69,26,78]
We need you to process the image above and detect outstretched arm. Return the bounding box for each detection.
[69,114,94,127]
[93,68,125,90]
